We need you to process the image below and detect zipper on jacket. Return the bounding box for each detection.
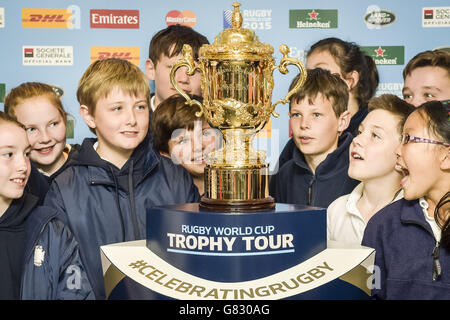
[308,187,311,205]
[403,218,442,281]
[307,176,315,205]
[432,241,442,281]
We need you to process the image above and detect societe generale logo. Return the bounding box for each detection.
[90,46,140,66]
[90,9,139,29]
[165,10,197,27]
[22,8,73,28]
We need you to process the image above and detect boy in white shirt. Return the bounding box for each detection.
[327,94,414,244]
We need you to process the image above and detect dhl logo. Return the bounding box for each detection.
[90,46,140,66]
[22,8,73,28]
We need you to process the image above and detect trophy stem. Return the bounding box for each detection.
[208,128,265,166]
[201,128,274,212]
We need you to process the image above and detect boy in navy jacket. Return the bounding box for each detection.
[0,112,93,299]
[269,68,359,208]
[43,58,200,300]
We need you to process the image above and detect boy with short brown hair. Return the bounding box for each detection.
[402,49,450,106]
[145,25,209,111]
[269,68,358,207]
[150,94,221,195]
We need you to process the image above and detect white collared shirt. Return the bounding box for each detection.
[419,197,441,242]
[150,95,157,112]
[327,182,404,245]
[93,141,112,163]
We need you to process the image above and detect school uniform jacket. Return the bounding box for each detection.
[26,144,81,205]
[362,199,450,299]
[269,132,359,208]
[4,192,93,299]
[43,136,200,300]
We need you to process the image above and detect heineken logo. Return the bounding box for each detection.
[361,46,404,65]
[364,8,396,27]
[289,9,338,29]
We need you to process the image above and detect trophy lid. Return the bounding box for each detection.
[199,2,274,60]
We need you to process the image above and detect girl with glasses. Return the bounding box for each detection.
[362,100,450,299]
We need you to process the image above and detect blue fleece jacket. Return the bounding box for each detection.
[362,199,450,299]
[43,136,200,299]
[269,132,359,208]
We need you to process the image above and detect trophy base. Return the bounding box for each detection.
[199,196,275,212]
[202,163,274,212]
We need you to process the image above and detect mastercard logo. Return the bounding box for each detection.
[165,10,197,27]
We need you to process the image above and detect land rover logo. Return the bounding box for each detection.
[364,9,396,27]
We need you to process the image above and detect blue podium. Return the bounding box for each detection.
[100,203,375,300]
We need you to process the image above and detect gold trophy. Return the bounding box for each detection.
[170,2,306,211]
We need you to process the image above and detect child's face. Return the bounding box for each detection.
[403,66,450,106]
[349,109,401,182]
[0,123,31,202]
[289,94,348,160]
[395,111,448,200]
[14,96,67,169]
[146,51,202,107]
[168,121,219,177]
[83,86,149,163]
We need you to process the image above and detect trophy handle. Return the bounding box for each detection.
[271,44,307,117]
[169,44,205,117]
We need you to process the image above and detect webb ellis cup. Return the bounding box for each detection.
[170,2,307,211]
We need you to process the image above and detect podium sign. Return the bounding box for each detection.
[101,204,375,300]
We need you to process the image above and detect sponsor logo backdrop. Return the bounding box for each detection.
[0,0,448,159]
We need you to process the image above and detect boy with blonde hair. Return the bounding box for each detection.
[44,58,200,299]
[269,68,358,207]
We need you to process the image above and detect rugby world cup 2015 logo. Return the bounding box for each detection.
[223,8,272,30]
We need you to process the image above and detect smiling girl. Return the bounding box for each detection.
[4,82,80,180]
[0,111,92,299]
[362,100,450,299]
